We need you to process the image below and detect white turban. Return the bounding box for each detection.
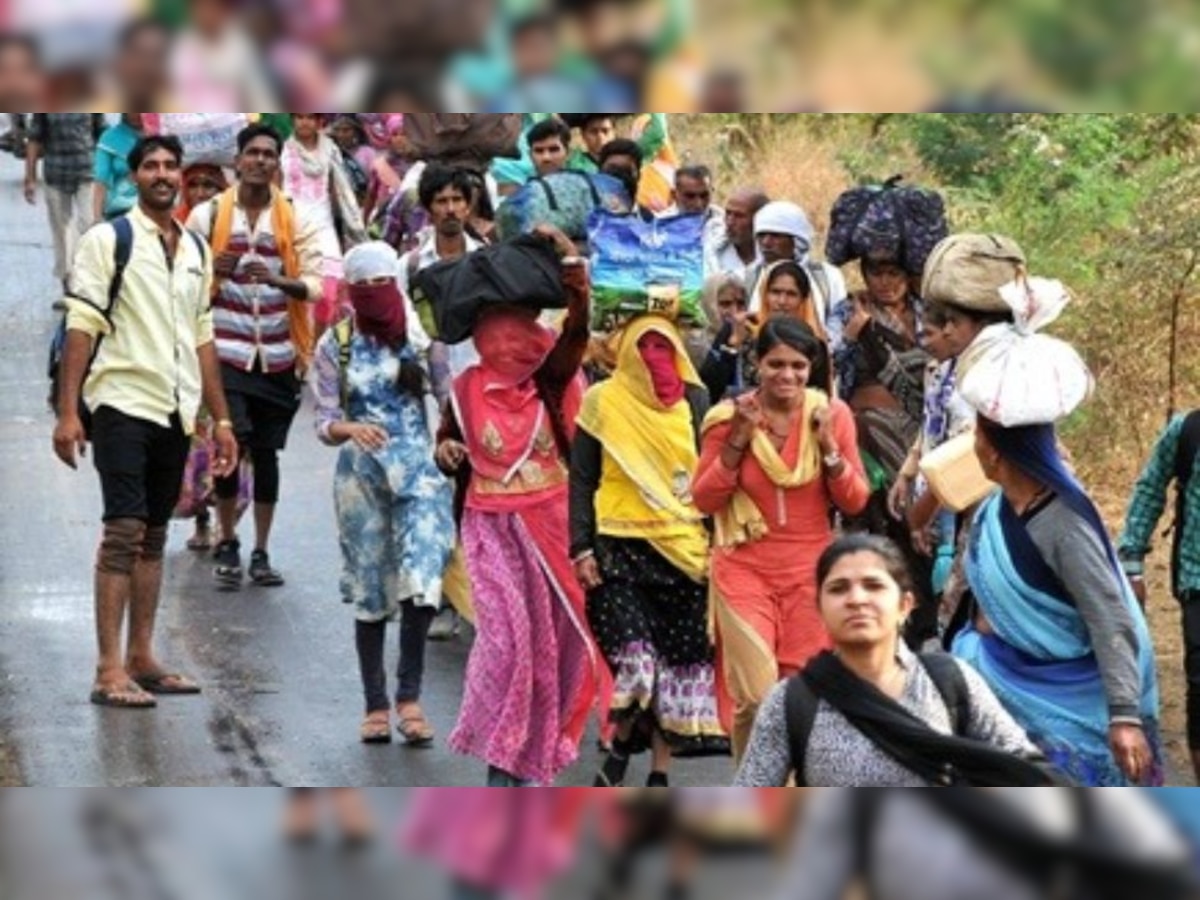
[753,201,815,261]
[344,241,399,285]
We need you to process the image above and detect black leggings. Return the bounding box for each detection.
[215,446,280,505]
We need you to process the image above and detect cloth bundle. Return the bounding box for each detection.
[958,276,1094,427]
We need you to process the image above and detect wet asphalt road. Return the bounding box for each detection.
[0,156,735,788]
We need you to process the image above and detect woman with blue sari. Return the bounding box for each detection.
[954,415,1163,785]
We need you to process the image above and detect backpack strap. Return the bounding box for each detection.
[107,215,134,318]
[1171,411,1200,595]
[784,676,821,787]
[919,652,971,737]
[334,318,354,411]
[1174,410,1200,489]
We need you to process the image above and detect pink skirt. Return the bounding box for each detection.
[448,508,594,785]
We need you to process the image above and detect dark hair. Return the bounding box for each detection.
[598,138,643,170]
[528,117,571,148]
[923,302,950,328]
[127,134,183,171]
[576,114,616,131]
[939,300,1015,328]
[237,123,283,156]
[755,316,831,395]
[0,32,40,65]
[418,164,476,211]
[675,164,712,185]
[116,16,167,51]
[765,261,812,299]
[816,534,915,598]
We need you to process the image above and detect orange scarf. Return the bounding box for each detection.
[209,186,313,370]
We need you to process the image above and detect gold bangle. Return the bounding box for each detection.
[215,419,235,432]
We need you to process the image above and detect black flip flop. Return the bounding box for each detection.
[133,673,202,696]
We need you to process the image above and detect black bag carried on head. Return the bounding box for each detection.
[403,114,524,172]
[826,176,949,277]
[411,234,566,345]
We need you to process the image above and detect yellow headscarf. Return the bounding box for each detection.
[701,388,829,548]
[577,316,710,584]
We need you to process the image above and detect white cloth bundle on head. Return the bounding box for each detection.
[958,275,1094,427]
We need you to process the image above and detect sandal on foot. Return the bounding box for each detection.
[90,683,157,709]
[132,672,201,695]
[396,706,435,747]
[593,751,630,788]
[360,712,392,745]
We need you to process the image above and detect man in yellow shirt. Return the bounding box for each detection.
[53,134,238,710]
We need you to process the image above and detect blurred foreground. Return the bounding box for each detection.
[4,0,1200,110]
[1,788,1197,900]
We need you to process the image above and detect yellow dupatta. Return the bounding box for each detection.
[576,316,711,584]
[701,388,829,548]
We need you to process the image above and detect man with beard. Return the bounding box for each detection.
[54,134,237,708]
[704,187,769,282]
[187,124,323,591]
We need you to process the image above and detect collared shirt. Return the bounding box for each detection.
[1119,412,1200,596]
[398,229,486,383]
[29,113,105,191]
[187,196,323,375]
[66,206,214,434]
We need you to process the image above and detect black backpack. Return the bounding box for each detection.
[785,652,969,786]
[1172,411,1200,596]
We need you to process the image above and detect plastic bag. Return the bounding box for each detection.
[143,113,253,167]
[588,211,707,331]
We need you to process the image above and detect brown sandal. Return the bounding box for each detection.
[396,704,434,747]
[360,711,392,744]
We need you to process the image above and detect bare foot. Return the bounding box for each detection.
[284,791,320,842]
[332,789,374,845]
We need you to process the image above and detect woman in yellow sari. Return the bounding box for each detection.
[570,315,730,787]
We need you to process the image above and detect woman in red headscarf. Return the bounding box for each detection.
[571,316,730,788]
[436,227,603,787]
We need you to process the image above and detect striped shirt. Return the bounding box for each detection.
[187,197,323,374]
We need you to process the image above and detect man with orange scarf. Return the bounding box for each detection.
[186,122,323,591]
[572,316,730,788]
[436,228,602,787]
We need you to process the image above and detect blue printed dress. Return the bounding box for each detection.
[314,325,454,622]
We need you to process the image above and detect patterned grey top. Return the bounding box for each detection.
[734,643,1037,787]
